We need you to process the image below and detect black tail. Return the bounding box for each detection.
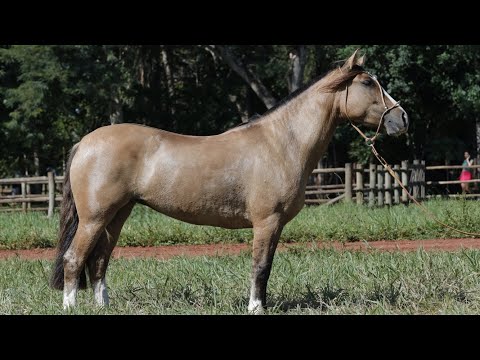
[50,144,87,290]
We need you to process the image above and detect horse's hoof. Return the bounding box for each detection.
[248,303,265,315]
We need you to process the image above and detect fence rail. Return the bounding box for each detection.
[0,173,64,216]
[0,161,477,213]
[305,161,419,206]
[306,160,478,205]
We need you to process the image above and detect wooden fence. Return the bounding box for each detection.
[306,161,479,205]
[0,173,64,217]
[305,160,424,205]
[425,164,480,199]
[0,161,478,213]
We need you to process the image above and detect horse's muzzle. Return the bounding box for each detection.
[384,109,409,136]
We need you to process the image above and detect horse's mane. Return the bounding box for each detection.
[229,64,365,130]
[317,64,365,92]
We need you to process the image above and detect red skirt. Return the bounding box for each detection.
[460,170,472,181]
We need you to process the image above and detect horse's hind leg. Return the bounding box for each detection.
[87,202,135,306]
[249,214,284,314]
[63,217,111,309]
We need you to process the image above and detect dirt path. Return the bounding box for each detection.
[2,238,480,260]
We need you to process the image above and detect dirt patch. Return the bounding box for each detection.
[2,238,480,261]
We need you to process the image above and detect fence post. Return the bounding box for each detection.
[21,181,26,212]
[356,164,364,205]
[412,159,420,199]
[316,160,324,190]
[48,171,55,218]
[377,165,384,206]
[385,166,392,205]
[345,163,352,203]
[401,160,409,203]
[393,164,400,204]
[369,164,376,207]
[27,183,32,210]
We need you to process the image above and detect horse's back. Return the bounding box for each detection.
[82,123,170,143]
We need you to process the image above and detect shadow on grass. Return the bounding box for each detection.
[268,282,406,313]
[270,284,348,313]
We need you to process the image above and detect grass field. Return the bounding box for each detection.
[1,199,480,250]
[1,247,480,314]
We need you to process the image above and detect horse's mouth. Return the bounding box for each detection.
[386,125,408,137]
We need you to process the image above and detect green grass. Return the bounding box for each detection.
[2,247,480,314]
[1,199,480,250]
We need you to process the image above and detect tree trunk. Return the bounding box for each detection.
[161,46,176,116]
[134,45,152,89]
[109,98,124,125]
[229,94,249,123]
[476,119,480,157]
[139,58,145,87]
[23,153,29,176]
[33,149,40,176]
[228,86,256,123]
[288,46,307,93]
[62,147,66,175]
[246,87,254,118]
[208,45,277,109]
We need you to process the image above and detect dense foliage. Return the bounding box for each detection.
[1,45,479,177]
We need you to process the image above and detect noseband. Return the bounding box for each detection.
[345,72,401,145]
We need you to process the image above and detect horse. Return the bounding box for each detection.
[50,50,409,313]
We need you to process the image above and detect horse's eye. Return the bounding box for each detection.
[362,79,373,86]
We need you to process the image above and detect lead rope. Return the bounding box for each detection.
[346,74,480,238]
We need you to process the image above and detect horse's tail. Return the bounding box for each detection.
[50,143,87,290]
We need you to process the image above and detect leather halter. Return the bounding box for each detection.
[345,72,401,145]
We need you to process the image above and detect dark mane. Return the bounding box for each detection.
[229,64,366,130]
[318,64,365,92]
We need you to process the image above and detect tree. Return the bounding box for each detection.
[1,45,479,177]
[0,45,136,176]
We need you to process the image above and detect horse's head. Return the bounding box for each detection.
[338,50,409,137]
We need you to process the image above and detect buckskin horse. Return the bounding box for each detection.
[51,50,409,313]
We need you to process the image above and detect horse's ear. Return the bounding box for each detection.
[356,54,366,67]
[343,49,362,70]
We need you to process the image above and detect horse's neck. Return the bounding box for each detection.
[264,89,339,176]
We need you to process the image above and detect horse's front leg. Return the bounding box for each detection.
[249,214,284,314]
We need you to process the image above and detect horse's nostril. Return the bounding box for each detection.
[402,112,408,128]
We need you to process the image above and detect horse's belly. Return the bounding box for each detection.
[141,197,252,229]
[170,212,252,229]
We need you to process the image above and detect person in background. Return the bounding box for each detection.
[460,151,474,194]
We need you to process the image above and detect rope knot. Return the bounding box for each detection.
[365,137,375,147]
